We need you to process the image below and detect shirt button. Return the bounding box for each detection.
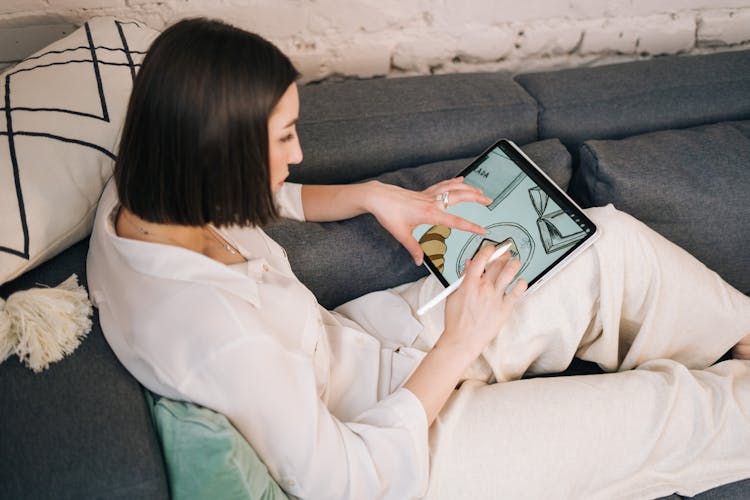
[262,264,269,272]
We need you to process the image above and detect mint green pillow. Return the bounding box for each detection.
[145,391,288,500]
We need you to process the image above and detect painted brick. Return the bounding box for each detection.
[578,14,695,56]
[2,1,749,82]
[392,35,456,73]
[216,4,309,40]
[290,50,331,83]
[438,0,588,26]
[308,0,392,35]
[637,14,695,55]
[515,21,583,57]
[699,8,750,46]
[580,18,641,55]
[456,26,514,62]
[331,40,392,77]
[597,0,750,17]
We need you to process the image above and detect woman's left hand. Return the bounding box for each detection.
[365,178,492,265]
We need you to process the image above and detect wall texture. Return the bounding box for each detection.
[3,0,750,82]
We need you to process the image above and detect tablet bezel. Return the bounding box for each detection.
[420,139,599,295]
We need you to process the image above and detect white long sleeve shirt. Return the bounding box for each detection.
[87,180,430,499]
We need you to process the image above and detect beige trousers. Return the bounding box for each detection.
[394,205,750,500]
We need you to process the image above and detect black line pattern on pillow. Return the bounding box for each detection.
[86,21,109,121]
[116,22,138,81]
[22,45,147,65]
[1,19,146,260]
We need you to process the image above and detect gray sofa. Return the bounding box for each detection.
[2,48,749,499]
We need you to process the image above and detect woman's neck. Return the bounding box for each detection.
[115,206,246,264]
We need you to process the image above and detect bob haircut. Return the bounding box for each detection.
[115,18,299,227]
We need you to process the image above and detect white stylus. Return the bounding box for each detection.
[416,242,513,316]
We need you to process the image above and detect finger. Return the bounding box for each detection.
[436,213,487,235]
[424,179,486,200]
[464,244,496,279]
[402,237,425,266]
[440,181,485,195]
[482,249,512,282]
[422,177,469,196]
[502,278,528,307]
[460,258,471,276]
[441,188,492,207]
[495,258,522,292]
[433,177,465,189]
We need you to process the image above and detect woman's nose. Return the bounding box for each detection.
[289,139,303,165]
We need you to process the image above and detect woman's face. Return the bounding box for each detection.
[268,83,303,192]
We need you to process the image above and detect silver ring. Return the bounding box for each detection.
[439,191,449,209]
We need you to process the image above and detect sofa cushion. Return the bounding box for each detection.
[268,138,571,308]
[0,238,169,499]
[293,72,538,184]
[691,479,750,499]
[148,393,288,500]
[514,50,750,153]
[569,121,750,294]
[0,17,156,286]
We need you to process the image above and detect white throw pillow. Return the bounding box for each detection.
[0,17,157,285]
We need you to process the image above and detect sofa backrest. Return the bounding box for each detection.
[514,50,750,154]
[569,120,750,294]
[294,72,538,184]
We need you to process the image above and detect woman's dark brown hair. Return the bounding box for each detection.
[115,18,299,227]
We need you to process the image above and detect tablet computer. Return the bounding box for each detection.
[413,139,599,295]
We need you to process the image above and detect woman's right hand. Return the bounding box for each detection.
[404,245,527,425]
[438,244,528,361]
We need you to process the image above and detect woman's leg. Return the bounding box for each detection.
[349,205,750,497]
[396,204,750,381]
[425,358,750,500]
[571,205,750,372]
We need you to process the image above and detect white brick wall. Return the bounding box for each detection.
[3,0,750,82]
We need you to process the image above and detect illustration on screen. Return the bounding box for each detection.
[468,236,520,263]
[528,187,586,254]
[466,153,525,210]
[455,222,534,277]
[418,225,451,272]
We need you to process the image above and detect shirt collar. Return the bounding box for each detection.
[100,183,262,307]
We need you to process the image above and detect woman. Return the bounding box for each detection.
[87,18,750,499]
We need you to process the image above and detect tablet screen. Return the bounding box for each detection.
[413,140,596,289]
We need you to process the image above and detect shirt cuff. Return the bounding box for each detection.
[380,387,430,495]
[274,182,305,221]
